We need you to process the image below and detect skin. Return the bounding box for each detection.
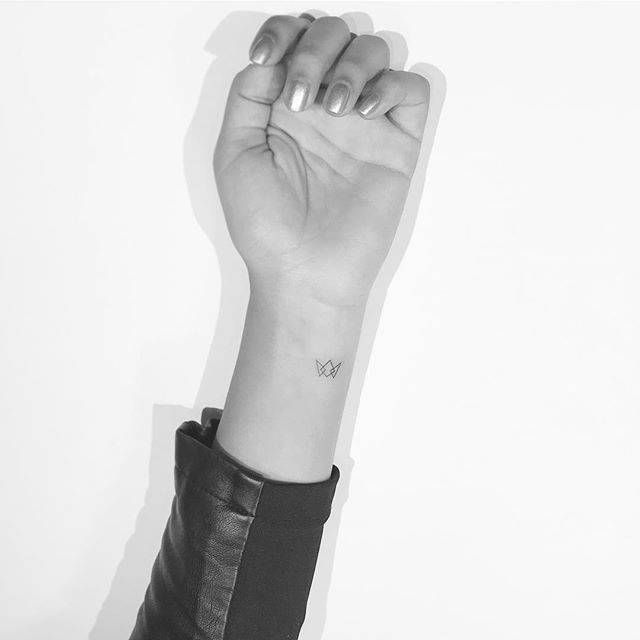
[213,13,432,482]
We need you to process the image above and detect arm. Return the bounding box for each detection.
[213,13,430,484]
[131,12,432,640]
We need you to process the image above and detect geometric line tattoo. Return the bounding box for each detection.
[315,359,342,379]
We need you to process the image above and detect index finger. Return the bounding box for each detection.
[249,15,313,66]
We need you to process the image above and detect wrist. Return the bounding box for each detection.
[240,274,367,388]
[247,276,367,346]
[248,270,371,317]
[217,270,368,483]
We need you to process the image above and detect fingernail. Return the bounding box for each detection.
[299,12,315,22]
[288,80,309,112]
[325,82,351,116]
[249,34,274,65]
[358,93,381,116]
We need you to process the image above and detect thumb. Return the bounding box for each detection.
[215,63,286,168]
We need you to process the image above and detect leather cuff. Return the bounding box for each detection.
[177,407,340,526]
[130,407,340,640]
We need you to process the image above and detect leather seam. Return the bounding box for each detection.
[174,463,258,518]
[221,479,264,640]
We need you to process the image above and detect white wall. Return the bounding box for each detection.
[1,3,639,639]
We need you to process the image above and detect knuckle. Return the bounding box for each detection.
[374,37,392,63]
[357,34,391,66]
[408,71,430,98]
[360,34,390,54]
[315,15,350,36]
[230,67,247,89]
[231,64,252,89]
[262,14,286,31]
[384,69,404,90]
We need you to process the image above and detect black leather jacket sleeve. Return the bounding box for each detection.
[129,407,340,640]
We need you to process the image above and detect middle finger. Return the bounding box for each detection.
[283,16,352,112]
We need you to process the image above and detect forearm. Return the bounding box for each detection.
[130,279,360,639]
[215,277,367,483]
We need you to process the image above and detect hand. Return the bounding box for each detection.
[214,13,430,308]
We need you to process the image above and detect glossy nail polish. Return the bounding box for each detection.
[325,82,351,116]
[358,93,380,116]
[288,80,309,112]
[249,34,274,65]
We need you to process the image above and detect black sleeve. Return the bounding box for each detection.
[129,407,340,640]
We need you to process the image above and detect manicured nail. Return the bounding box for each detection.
[288,80,309,112]
[358,93,381,116]
[249,34,274,65]
[325,82,351,116]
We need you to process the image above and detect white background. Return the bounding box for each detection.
[1,2,639,639]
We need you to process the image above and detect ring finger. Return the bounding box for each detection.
[323,34,390,117]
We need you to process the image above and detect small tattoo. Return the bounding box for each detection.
[316,359,342,379]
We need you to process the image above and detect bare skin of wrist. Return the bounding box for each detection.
[216,279,367,482]
[212,13,434,483]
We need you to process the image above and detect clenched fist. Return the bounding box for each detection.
[214,13,431,308]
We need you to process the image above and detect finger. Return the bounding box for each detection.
[322,34,390,117]
[248,15,311,66]
[282,16,352,112]
[214,63,286,171]
[356,70,430,140]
